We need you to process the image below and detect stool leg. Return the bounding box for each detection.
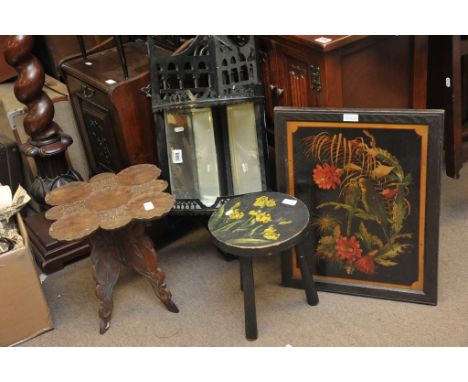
[240,256,258,340]
[295,246,319,306]
[240,259,243,291]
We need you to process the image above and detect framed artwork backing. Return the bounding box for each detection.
[275,108,444,305]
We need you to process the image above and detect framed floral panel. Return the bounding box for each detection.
[274,108,444,305]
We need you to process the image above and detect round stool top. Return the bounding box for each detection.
[208,191,309,256]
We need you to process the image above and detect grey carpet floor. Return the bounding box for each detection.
[22,166,468,346]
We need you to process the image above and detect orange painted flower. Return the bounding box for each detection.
[380,188,398,199]
[354,250,377,275]
[312,163,343,190]
[335,235,362,263]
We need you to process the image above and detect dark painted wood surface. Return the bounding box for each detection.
[208,191,309,256]
[274,107,443,305]
[208,191,319,340]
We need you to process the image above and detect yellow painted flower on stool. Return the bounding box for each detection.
[263,225,280,240]
[229,209,244,220]
[248,210,272,223]
[253,196,276,208]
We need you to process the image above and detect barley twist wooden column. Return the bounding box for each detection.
[4,35,81,205]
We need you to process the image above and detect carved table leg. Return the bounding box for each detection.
[120,223,179,313]
[90,230,121,334]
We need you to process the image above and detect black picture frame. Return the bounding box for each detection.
[274,107,444,305]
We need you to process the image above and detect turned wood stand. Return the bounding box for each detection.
[45,164,179,334]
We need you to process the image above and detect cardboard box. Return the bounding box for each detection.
[0,213,54,346]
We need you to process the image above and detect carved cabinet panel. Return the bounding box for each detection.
[259,38,322,126]
[284,58,312,107]
[61,41,156,178]
[81,100,122,172]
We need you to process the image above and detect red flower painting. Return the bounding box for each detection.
[380,188,398,199]
[305,131,414,276]
[335,235,363,263]
[312,163,343,190]
[354,251,377,275]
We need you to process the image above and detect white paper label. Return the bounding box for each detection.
[172,149,183,163]
[315,37,332,44]
[0,185,12,209]
[174,126,185,133]
[105,79,117,85]
[85,61,93,66]
[343,113,359,122]
[446,77,451,88]
[143,201,154,211]
[282,198,297,206]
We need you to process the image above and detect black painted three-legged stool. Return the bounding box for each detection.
[208,191,319,340]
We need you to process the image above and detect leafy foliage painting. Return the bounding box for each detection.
[304,130,413,276]
[209,195,291,245]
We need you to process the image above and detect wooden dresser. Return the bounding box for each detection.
[428,35,468,178]
[259,35,428,131]
[61,41,156,175]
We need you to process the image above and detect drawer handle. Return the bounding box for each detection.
[82,85,95,98]
[269,84,284,96]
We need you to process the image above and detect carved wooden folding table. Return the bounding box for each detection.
[45,164,178,334]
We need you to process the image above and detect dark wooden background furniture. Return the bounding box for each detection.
[0,134,23,193]
[61,40,156,175]
[428,36,468,178]
[33,36,110,80]
[0,36,17,83]
[259,35,428,137]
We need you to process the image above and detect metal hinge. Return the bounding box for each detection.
[140,83,152,98]
[310,65,321,92]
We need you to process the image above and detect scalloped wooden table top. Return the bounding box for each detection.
[45,164,175,241]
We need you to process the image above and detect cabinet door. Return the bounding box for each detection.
[80,99,123,173]
[259,40,321,124]
[276,47,320,109]
[66,75,123,174]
